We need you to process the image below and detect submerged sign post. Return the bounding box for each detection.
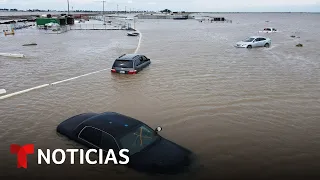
[10,144,130,168]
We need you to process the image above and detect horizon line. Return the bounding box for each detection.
[0,9,319,13]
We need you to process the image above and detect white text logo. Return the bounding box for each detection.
[37,149,130,165]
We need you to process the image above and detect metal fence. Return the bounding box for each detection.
[1,22,34,31]
[70,23,130,30]
[87,15,133,29]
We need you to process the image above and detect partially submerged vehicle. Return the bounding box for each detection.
[259,27,278,33]
[127,31,139,36]
[111,54,151,74]
[0,89,6,95]
[57,112,194,174]
[235,36,271,49]
[3,29,15,36]
[22,43,37,46]
[173,16,188,20]
[44,22,61,33]
[77,19,86,23]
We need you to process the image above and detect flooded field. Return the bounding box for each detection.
[0,13,320,180]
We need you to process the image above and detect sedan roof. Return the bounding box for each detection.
[250,36,267,39]
[117,54,143,61]
[79,112,143,138]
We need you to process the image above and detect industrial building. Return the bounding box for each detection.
[36,14,74,26]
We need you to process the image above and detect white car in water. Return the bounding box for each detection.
[235,36,271,49]
[259,27,278,33]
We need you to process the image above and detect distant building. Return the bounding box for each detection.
[36,14,74,26]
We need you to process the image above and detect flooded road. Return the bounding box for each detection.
[1,13,320,180]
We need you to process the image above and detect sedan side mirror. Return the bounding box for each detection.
[155,126,162,132]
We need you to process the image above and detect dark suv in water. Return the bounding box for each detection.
[111,54,151,74]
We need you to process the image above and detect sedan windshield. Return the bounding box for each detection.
[119,125,159,155]
[243,38,255,42]
[113,60,133,68]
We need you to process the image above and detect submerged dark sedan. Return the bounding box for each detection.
[111,54,151,74]
[57,112,194,174]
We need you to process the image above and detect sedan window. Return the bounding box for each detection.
[113,60,133,68]
[135,59,141,66]
[140,56,149,63]
[79,127,102,147]
[243,38,255,42]
[100,133,119,151]
[120,125,158,155]
[142,56,148,61]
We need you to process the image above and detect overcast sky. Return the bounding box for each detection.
[1,0,320,12]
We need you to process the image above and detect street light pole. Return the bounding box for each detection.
[103,1,105,16]
[97,0,106,24]
[103,1,105,24]
[67,0,70,15]
[94,0,106,23]
[134,17,135,29]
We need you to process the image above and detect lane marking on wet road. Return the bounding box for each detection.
[0,84,49,100]
[134,29,142,54]
[0,69,109,100]
[0,30,143,100]
[0,53,25,58]
[50,68,109,85]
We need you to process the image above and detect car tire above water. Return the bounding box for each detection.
[247,45,252,49]
[264,43,270,48]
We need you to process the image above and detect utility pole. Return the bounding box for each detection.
[133,17,136,29]
[102,1,106,24]
[125,6,126,14]
[95,1,106,24]
[67,0,70,15]
[117,4,118,15]
[103,1,105,16]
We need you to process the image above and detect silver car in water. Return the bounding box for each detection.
[235,36,271,49]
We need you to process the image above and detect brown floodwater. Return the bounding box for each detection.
[0,13,320,180]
